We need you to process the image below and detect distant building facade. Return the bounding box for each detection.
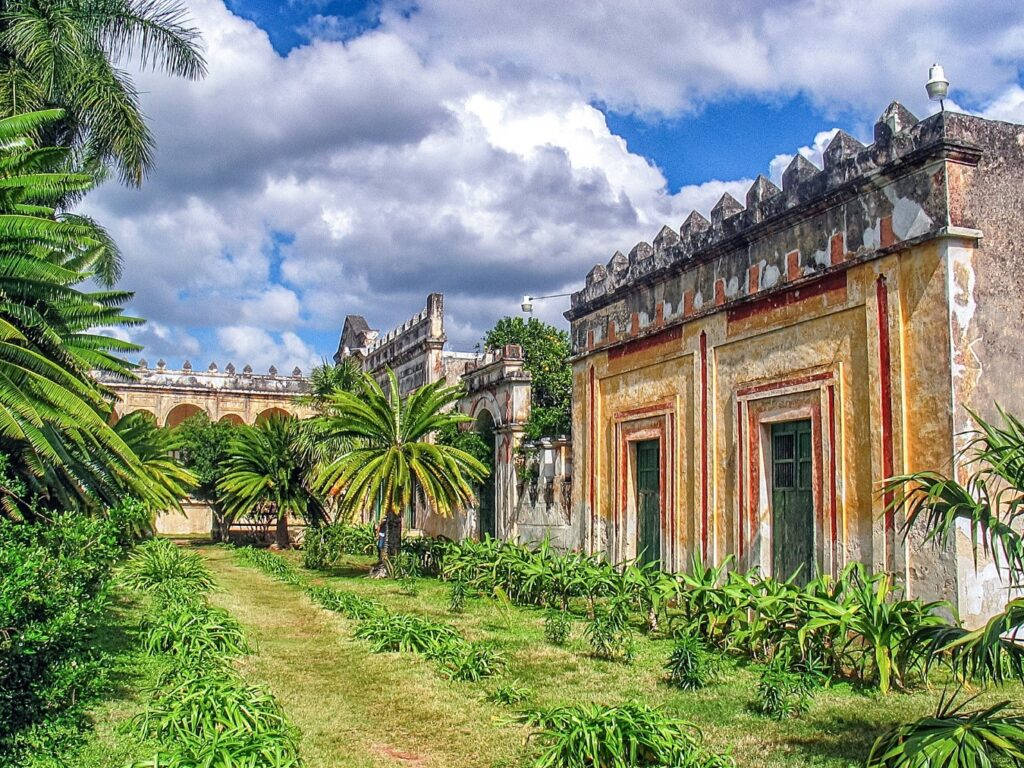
[566,103,1024,626]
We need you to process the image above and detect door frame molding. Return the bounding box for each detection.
[612,400,677,568]
[735,366,842,578]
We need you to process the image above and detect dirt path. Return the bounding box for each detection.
[202,547,525,768]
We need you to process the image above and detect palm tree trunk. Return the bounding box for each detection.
[275,513,290,549]
[386,510,402,557]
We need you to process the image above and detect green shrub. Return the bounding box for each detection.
[449,579,468,613]
[306,585,384,620]
[488,680,533,706]
[235,546,303,585]
[122,538,214,593]
[519,702,733,768]
[434,642,506,682]
[354,612,461,655]
[544,609,571,645]
[301,523,376,569]
[868,692,1024,768]
[754,657,812,720]
[666,632,721,690]
[584,609,634,662]
[143,602,249,659]
[0,514,122,751]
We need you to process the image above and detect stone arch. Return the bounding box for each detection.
[125,408,158,424]
[255,406,292,423]
[164,403,204,428]
[474,408,497,539]
[218,413,245,425]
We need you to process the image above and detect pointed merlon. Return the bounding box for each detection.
[269,365,278,377]
[586,263,608,286]
[157,359,166,369]
[745,175,781,209]
[628,241,654,263]
[782,154,819,193]
[137,358,148,369]
[182,360,192,371]
[292,366,302,377]
[874,101,919,142]
[653,225,680,252]
[710,193,744,225]
[242,364,253,375]
[208,361,218,372]
[607,250,628,280]
[680,210,710,239]
[823,130,865,169]
[225,362,236,374]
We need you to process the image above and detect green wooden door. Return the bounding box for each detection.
[635,440,661,566]
[771,420,814,584]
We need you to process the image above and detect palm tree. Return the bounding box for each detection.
[218,415,322,549]
[0,109,165,517]
[315,369,488,564]
[0,0,206,185]
[868,408,1024,766]
[300,358,364,412]
[112,410,195,513]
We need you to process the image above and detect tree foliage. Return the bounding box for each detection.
[314,368,488,558]
[0,0,206,185]
[483,316,571,439]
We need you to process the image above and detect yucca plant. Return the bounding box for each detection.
[434,641,506,682]
[121,538,214,593]
[448,578,468,613]
[543,608,572,646]
[143,602,249,659]
[519,702,733,768]
[666,631,721,690]
[354,612,461,655]
[306,585,383,620]
[754,655,813,720]
[868,691,1024,768]
[585,607,634,663]
[488,679,533,706]
[234,545,304,586]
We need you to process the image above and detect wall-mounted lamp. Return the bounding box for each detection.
[926,63,949,111]
[521,292,573,313]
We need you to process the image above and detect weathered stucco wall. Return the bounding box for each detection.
[567,102,1022,627]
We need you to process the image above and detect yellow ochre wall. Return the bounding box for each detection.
[572,239,972,616]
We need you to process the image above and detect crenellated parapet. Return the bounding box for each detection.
[95,360,311,394]
[566,103,989,354]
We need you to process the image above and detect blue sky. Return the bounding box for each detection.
[83,0,1024,373]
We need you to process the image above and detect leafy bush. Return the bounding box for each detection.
[0,514,122,752]
[449,579,468,613]
[122,538,214,593]
[868,692,1024,768]
[435,642,506,682]
[306,585,384,619]
[585,609,634,662]
[544,609,572,645]
[488,680,533,706]
[234,546,303,585]
[754,656,812,720]
[519,702,733,768]
[666,632,721,690]
[302,522,376,569]
[354,612,461,655]
[143,602,249,659]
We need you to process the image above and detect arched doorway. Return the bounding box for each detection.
[255,407,291,423]
[164,403,203,428]
[475,409,497,540]
[219,413,245,425]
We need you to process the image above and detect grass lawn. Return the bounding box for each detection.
[198,545,1024,768]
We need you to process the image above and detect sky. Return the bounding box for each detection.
[83,0,1024,374]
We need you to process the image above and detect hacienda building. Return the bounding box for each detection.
[565,102,1024,627]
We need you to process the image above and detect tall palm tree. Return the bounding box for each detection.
[112,410,195,513]
[0,108,165,517]
[0,0,206,185]
[315,369,488,562]
[218,415,322,549]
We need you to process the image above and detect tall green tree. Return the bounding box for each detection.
[484,316,571,439]
[315,369,488,561]
[174,411,236,539]
[300,358,364,412]
[218,415,323,548]
[0,0,206,185]
[0,109,168,517]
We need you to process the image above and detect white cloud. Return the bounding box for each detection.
[768,128,841,186]
[79,0,1024,366]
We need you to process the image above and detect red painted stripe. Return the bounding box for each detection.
[607,323,683,360]
[737,400,744,558]
[876,276,896,551]
[588,366,596,549]
[727,270,847,324]
[700,331,709,561]
[827,384,838,571]
[670,413,677,570]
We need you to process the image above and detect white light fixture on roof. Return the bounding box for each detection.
[520,291,573,314]
[926,63,949,111]
[521,295,533,313]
